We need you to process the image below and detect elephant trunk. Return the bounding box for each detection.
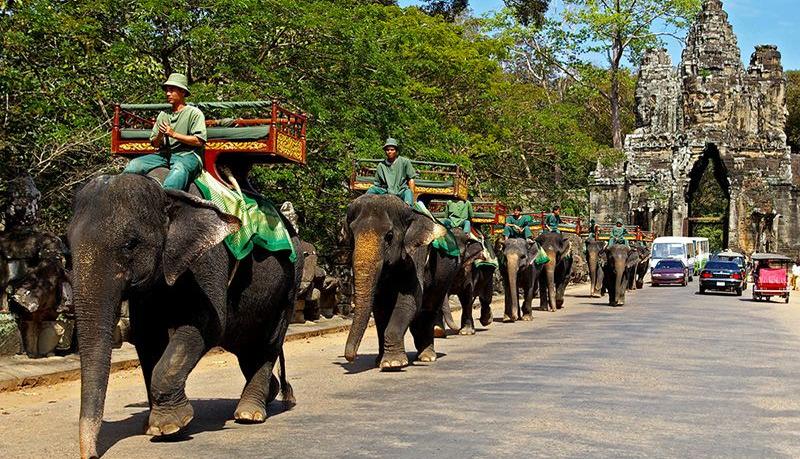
[587,251,598,295]
[345,232,382,362]
[73,250,123,459]
[545,256,557,311]
[505,254,520,318]
[441,296,460,331]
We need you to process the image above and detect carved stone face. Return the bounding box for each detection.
[685,76,728,128]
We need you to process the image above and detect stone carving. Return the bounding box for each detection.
[591,0,799,256]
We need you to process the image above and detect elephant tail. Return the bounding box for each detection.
[442,297,460,332]
[278,347,296,409]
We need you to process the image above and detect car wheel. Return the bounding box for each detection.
[785,295,790,304]
[736,287,742,296]
[699,286,705,294]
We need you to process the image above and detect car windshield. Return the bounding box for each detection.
[652,243,686,259]
[705,261,739,270]
[656,260,683,269]
[717,256,744,267]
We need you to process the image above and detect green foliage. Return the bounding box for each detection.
[0,0,622,252]
[787,70,800,153]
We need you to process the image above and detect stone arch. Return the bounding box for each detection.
[684,143,731,250]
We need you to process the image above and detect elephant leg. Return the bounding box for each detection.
[520,274,534,321]
[478,281,494,327]
[234,351,278,423]
[146,324,207,436]
[380,291,416,370]
[458,289,476,335]
[129,297,169,411]
[373,304,390,367]
[410,309,437,362]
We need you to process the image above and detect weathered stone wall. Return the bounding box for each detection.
[590,0,799,257]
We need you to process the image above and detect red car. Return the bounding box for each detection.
[651,259,689,286]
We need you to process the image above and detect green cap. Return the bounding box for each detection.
[615,218,624,224]
[162,73,191,96]
[383,137,399,150]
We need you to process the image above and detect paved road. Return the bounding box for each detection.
[3,282,800,458]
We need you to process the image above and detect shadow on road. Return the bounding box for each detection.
[100,397,290,456]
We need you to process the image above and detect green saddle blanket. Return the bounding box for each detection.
[413,202,461,257]
[194,171,296,262]
[469,232,499,268]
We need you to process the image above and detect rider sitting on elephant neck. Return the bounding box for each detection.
[608,218,630,247]
[545,205,562,233]
[442,198,473,234]
[504,206,532,241]
[366,138,417,206]
[123,73,206,191]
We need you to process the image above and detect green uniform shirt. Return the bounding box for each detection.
[445,200,473,228]
[374,156,417,195]
[150,105,207,156]
[545,213,562,231]
[610,226,629,240]
[506,214,532,234]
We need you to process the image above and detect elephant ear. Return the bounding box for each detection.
[403,214,445,286]
[560,239,572,257]
[162,189,241,286]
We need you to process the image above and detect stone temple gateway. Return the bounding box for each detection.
[591,0,800,255]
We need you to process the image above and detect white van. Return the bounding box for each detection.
[690,237,710,272]
[650,236,697,279]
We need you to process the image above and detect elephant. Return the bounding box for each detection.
[497,238,541,322]
[68,172,301,459]
[585,239,606,297]
[536,232,573,312]
[439,234,496,335]
[343,194,459,370]
[601,244,640,306]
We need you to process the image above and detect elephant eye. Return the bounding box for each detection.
[123,237,140,252]
[384,231,394,242]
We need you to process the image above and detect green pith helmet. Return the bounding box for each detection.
[615,218,624,225]
[383,137,399,150]
[162,73,191,96]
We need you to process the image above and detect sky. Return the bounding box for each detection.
[398,0,800,70]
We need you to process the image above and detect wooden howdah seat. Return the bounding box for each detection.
[427,200,506,225]
[522,211,584,236]
[111,101,307,188]
[594,224,652,242]
[350,159,468,201]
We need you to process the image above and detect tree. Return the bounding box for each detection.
[543,0,700,149]
[421,0,469,22]
[787,70,800,153]
[503,0,549,27]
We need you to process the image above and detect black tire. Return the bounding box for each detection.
[735,287,742,296]
[699,286,705,294]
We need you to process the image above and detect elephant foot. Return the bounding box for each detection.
[146,400,194,436]
[433,325,446,338]
[459,325,476,335]
[417,346,437,362]
[479,311,493,327]
[521,314,533,321]
[502,314,516,323]
[234,400,267,424]
[379,352,409,370]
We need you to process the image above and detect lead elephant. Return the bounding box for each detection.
[585,239,606,297]
[536,232,573,311]
[68,173,300,459]
[498,238,541,322]
[601,244,639,306]
[343,194,459,370]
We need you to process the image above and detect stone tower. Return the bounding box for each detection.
[590,0,798,255]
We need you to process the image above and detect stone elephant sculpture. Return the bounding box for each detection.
[497,238,541,322]
[536,232,573,312]
[601,244,639,306]
[68,173,301,459]
[585,239,606,298]
[343,194,459,370]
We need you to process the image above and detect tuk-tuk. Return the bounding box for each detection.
[751,253,792,303]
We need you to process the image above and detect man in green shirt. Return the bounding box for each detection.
[442,199,473,234]
[608,218,630,247]
[504,206,532,240]
[366,138,417,206]
[545,205,562,233]
[123,73,206,190]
